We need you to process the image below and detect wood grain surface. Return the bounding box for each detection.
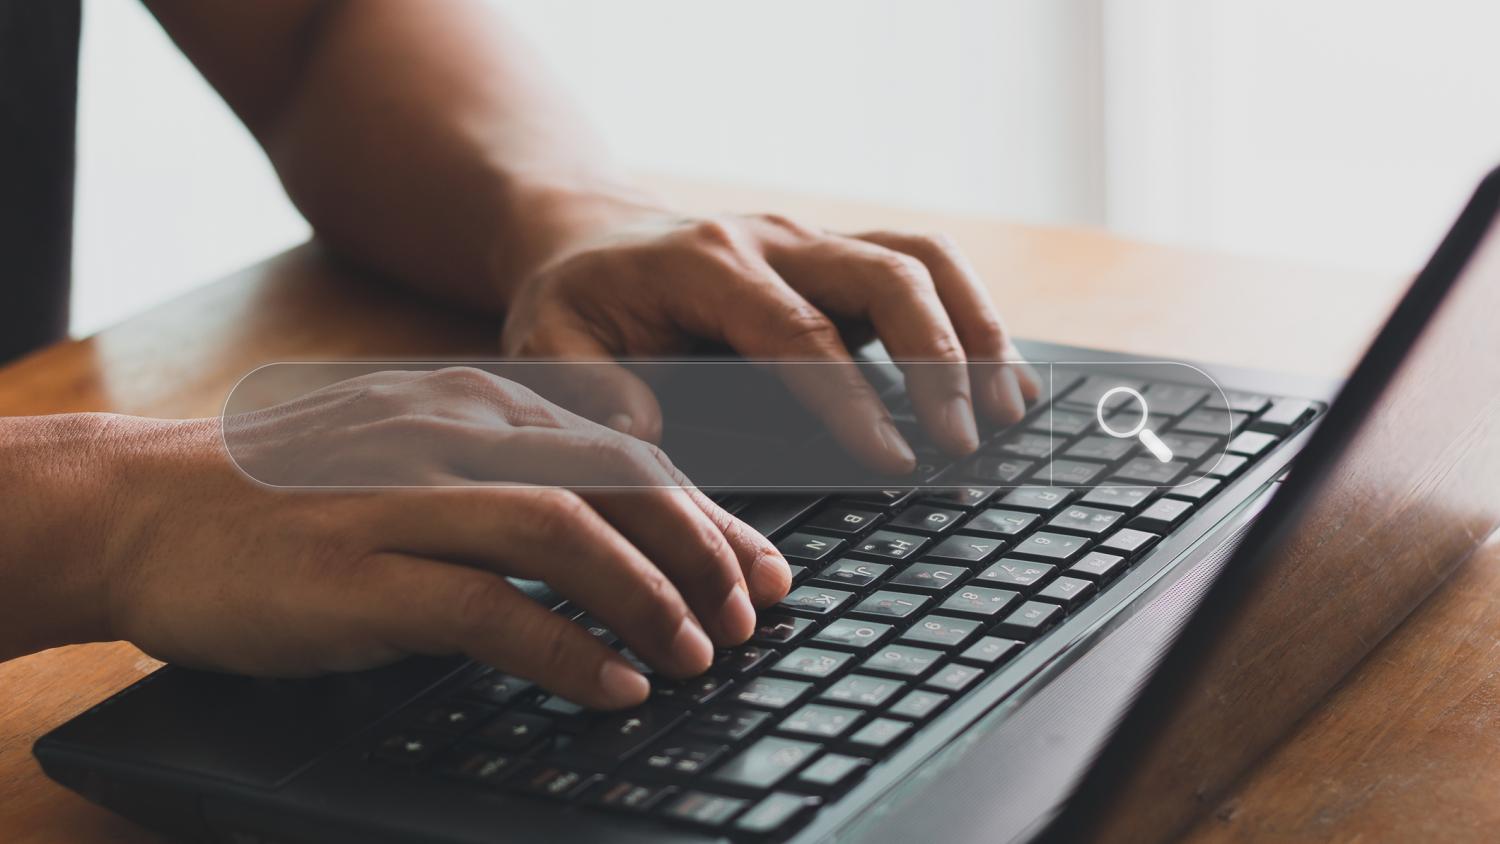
[2,179,1488,842]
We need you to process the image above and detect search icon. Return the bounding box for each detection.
[1096,387,1174,463]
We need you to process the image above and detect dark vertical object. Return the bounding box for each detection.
[0,0,83,363]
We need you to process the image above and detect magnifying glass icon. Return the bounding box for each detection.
[1096,387,1174,463]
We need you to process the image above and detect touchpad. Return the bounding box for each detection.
[44,656,462,789]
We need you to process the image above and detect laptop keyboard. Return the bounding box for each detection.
[361,369,1320,841]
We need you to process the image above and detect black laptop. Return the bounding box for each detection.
[34,168,1500,843]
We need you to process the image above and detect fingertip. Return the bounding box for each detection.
[939,394,980,456]
[988,367,1027,426]
[747,547,792,606]
[876,418,918,473]
[716,585,757,645]
[596,659,651,709]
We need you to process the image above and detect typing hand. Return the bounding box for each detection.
[500,213,1042,474]
[86,368,789,709]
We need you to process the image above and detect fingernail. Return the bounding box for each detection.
[606,413,634,435]
[671,616,714,672]
[991,368,1026,424]
[597,659,650,707]
[879,419,917,469]
[748,548,791,602]
[942,395,979,453]
[718,585,756,643]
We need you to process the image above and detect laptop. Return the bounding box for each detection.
[33,167,1500,843]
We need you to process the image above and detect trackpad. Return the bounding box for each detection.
[45,656,462,789]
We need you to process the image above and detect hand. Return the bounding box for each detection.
[48,368,790,709]
[500,211,1042,474]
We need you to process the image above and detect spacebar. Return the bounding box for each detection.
[733,494,825,538]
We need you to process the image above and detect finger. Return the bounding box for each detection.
[654,242,917,475]
[370,486,714,679]
[855,231,1042,417]
[501,317,665,443]
[765,234,979,456]
[356,553,650,709]
[646,447,792,607]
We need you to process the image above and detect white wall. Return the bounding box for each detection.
[71,0,1500,336]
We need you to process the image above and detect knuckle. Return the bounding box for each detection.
[533,618,575,673]
[452,576,507,640]
[968,315,1009,353]
[689,217,743,251]
[525,487,592,539]
[629,569,681,621]
[756,212,814,237]
[913,230,959,256]
[776,303,840,348]
[430,366,500,392]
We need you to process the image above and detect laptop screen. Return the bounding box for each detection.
[1059,169,1500,840]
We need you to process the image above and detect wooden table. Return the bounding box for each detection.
[3,179,1495,842]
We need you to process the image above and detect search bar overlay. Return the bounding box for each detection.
[220,359,1236,491]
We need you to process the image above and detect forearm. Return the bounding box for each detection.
[181,0,656,312]
[0,414,126,659]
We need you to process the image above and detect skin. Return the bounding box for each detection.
[0,0,1039,708]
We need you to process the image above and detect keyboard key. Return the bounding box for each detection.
[687,706,769,743]
[1199,453,1248,479]
[1113,458,1191,486]
[776,532,844,562]
[999,486,1073,514]
[843,488,915,509]
[1047,505,1125,536]
[567,704,690,767]
[1078,484,1153,512]
[1062,375,1145,409]
[436,745,521,784]
[535,695,589,726]
[476,712,553,751]
[1068,551,1127,581]
[887,562,968,593]
[967,456,1034,484]
[653,674,733,707]
[641,739,729,776]
[517,765,600,801]
[847,718,913,753]
[735,676,814,710]
[852,530,928,561]
[753,611,816,645]
[735,792,818,835]
[964,508,1039,537]
[772,647,854,680]
[1098,528,1159,557]
[803,506,883,536]
[1139,383,1208,415]
[587,779,676,813]
[1156,432,1220,461]
[779,703,864,739]
[787,564,808,584]
[886,689,950,720]
[1167,475,1221,503]
[939,585,1020,617]
[1251,399,1315,434]
[1175,408,1246,437]
[1132,498,1194,532]
[660,791,748,827]
[1037,407,1093,436]
[975,559,1055,591]
[958,636,1023,666]
[372,731,446,766]
[888,504,965,535]
[1009,531,1088,563]
[813,619,893,651]
[900,614,983,649]
[713,736,820,790]
[923,662,985,693]
[991,431,1058,459]
[796,753,869,792]
[851,589,931,620]
[1204,390,1270,414]
[571,613,618,647]
[1227,430,1278,457]
[1045,459,1108,486]
[715,644,776,676]
[923,533,1006,565]
[464,672,535,706]
[1065,435,1134,462]
[863,644,943,678]
[418,701,494,734]
[919,486,996,509]
[1034,575,1097,609]
[821,674,906,708]
[995,600,1064,639]
[779,585,854,616]
[812,558,891,589]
